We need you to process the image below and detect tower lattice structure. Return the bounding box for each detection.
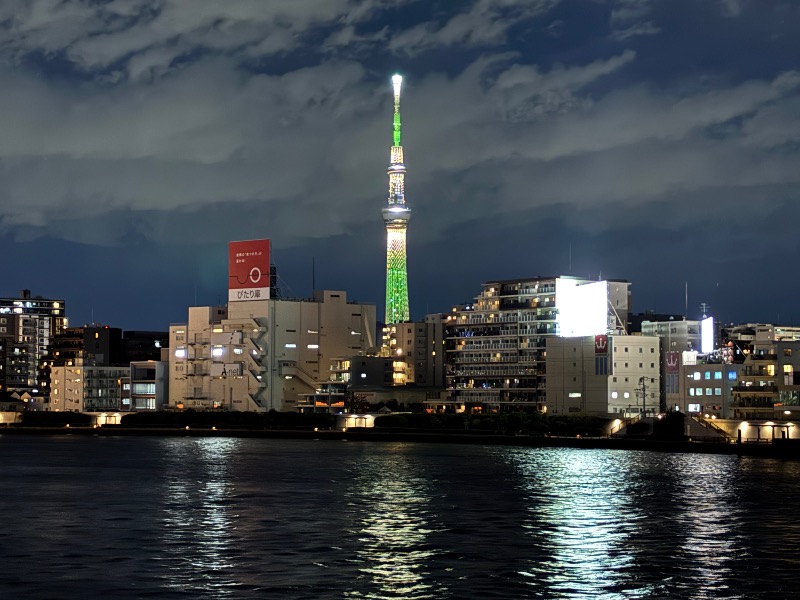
[383,74,411,324]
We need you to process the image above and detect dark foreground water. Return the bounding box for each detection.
[0,436,798,599]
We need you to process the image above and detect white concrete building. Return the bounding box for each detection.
[546,334,660,416]
[168,291,376,412]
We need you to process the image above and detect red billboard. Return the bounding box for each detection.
[229,239,270,302]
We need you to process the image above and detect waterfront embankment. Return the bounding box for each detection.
[3,425,799,459]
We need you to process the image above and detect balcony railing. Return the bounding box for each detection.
[732,385,778,394]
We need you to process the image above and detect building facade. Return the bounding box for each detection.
[0,290,66,402]
[546,334,660,416]
[446,276,630,412]
[641,319,701,411]
[50,359,128,412]
[168,291,376,412]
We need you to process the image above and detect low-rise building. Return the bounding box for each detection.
[546,334,660,416]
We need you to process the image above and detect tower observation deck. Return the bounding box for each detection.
[383,74,411,324]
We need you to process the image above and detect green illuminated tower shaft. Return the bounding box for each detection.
[383,74,411,324]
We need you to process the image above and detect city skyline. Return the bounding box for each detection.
[0,1,798,330]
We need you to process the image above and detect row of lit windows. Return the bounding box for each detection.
[689,388,723,396]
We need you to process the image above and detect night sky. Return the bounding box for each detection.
[0,0,798,330]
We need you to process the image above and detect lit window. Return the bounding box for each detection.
[361,373,367,378]
[307,344,319,349]
[623,392,630,399]
[212,347,224,357]
[689,388,695,396]
[611,392,618,399]
[714,388,722,396]
[714,372,722,380]
[693,373,701,381]
[285,343,296,348]
[233,348,243,355]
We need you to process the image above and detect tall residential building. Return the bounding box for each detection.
[383,74,411,324]
[168,291,376,412]
[0,290,66,400]
[446,276,630,412]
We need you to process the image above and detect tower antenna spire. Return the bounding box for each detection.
[383,73,411,324]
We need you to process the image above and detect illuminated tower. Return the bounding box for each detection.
[383,73,411,324]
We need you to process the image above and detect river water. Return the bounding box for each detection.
[0,435,797,599]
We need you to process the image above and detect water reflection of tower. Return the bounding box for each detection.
[383,74,411,325]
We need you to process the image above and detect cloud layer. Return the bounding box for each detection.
[0,0,797,326]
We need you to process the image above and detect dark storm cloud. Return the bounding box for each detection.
[0,0,797,327]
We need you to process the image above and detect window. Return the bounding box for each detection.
[623,392,630,398]
[611,392,618,399]
[706,388,713,396]
[785,349,793,357]
[689,388,695,396]
[639,363,643,368]
[639,348,643,353]
[704,372,711,380]
[714,372,722,380]
[714,388,722,396]
[650,363,655,368]
[624,347,629,352]
[693,373,701,381]
[728,371,737,381]
[285,343,296,348]
[650,348,655,353]
[612,377,617,383]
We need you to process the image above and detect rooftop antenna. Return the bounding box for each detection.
[700,302,710,319]
[685,281,688,319]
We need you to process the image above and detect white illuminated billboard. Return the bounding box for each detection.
[701,316,714,354]
[556,279,609,337]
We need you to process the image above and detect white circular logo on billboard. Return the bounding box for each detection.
[249,267,262,284]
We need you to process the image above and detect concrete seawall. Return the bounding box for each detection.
[3,426,800,460]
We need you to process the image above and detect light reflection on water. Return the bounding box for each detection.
[509,448,639,598]
[343,443,446,600]
[3,437,800,599]
[667,454,747,599]
[159,437,241,596]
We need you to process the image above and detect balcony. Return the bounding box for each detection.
[732,385,778,394]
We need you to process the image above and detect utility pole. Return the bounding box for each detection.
[639,376,646,416]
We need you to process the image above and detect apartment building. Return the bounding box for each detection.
[445,276,630,412]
